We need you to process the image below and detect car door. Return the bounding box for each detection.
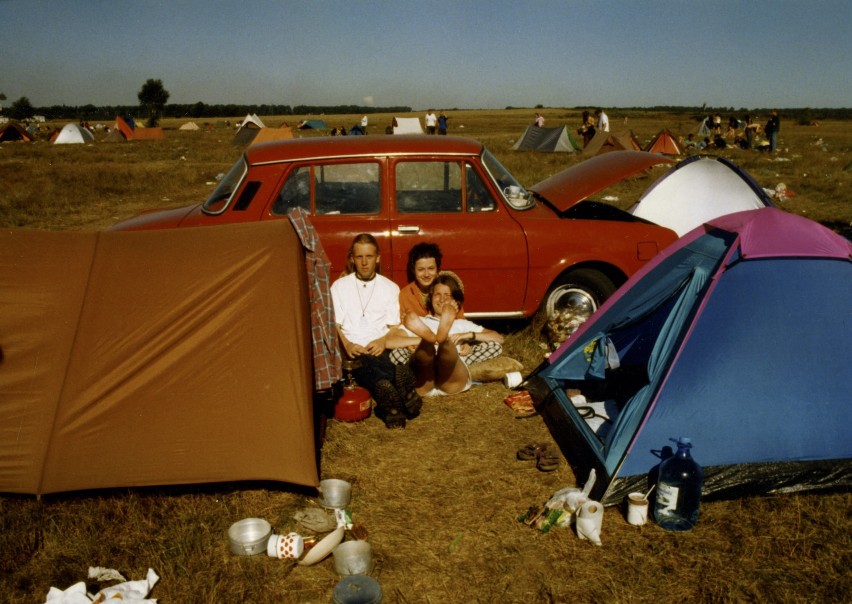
[269,159,393,276]
[389,158,528,316]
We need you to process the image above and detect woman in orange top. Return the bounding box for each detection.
[399,242,464,319]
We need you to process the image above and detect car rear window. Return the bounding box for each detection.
[272,162,380,216]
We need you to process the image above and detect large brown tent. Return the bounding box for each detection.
[0,220,318,495]
[583,130,641,156]
[250,126,294,146]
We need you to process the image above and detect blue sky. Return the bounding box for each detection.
[2,0,850,109]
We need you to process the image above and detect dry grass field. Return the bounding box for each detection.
[1,109,850,603]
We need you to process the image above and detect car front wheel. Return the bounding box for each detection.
[541,269,616,344]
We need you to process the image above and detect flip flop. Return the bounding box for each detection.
[536,447,560,472]
[517,442,548,461]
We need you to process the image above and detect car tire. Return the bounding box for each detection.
[541,268,616,329]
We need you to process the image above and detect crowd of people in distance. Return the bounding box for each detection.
[685,110,781,152]
[330,236,504,428]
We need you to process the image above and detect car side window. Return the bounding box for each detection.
[272,163,380,216]
[315,163,380,215]
[396,161,462,213]
[273,166,312,214]
[465,165,496,212]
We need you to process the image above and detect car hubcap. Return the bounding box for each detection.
[546,287,597,335]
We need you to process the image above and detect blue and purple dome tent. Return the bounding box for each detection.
[526,207,851,505]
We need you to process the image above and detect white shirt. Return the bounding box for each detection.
[402,315,483,339]
[425,112,437,127]
[597,111,609,132]
[331,273,400,347]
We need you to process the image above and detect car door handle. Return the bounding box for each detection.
[397,225,420,234]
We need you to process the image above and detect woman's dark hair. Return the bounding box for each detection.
[406,242,443,283]
[345,233,381,275]
[426,273,464,314]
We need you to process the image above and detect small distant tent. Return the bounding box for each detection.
[131,126,165,140]
[250,126,295,146]
[298,120,329,130]
[238,113,266,129]
[392,117,424,135]
[179,122,200,131]
[232,114,267,145]
[115,116,137,139]
[693,117,713,137]
[0,122,33,142]
[630,156,773,236]
[232,128,259,146]
[114,116,164,140]
[0,220,320,495]
[512,125,582,152]
[53,123,95,144]
[583,130,641,156]
[644,129,683,156]
[105,128,127,143]
[526,207,852,506]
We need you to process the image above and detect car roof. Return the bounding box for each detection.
[245,134,485,165]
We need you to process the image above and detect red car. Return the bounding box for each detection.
[111,136,677,322]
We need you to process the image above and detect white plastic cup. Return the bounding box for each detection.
[503,371,522,388]
[320,479,352,509]
[333,540,372,576]
[504,185,521,198]
[266,532,305,559]
[626,492,649,526]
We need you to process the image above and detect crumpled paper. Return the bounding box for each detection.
[294,507,337,532]
[44,567,159,604]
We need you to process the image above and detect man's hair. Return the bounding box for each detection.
[426,273,465,314]
[345,233,381,275]
[406,242,443,283]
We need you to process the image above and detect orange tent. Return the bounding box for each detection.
[644,129,683,156]
[114,116,164,140]
[0,122,34,142]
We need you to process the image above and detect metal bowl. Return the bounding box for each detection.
[228,518,272,556]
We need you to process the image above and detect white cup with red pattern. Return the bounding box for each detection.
[266,532,305,559]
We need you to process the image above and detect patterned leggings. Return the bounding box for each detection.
[390,340,503,366]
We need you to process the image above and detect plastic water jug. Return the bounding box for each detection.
[653,437,703,531]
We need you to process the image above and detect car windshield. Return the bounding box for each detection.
[202,158,248,215]
[481,148,534,210]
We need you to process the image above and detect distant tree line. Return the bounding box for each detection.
[616,106,852,123]
[1,101,413,122]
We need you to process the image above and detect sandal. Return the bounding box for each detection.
[536,447,560,472]
[517,442,548,461]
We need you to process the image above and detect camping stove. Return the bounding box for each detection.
[334,359,372,422]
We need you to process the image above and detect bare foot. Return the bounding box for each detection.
[403,312,436,343]
[435,305,456,343]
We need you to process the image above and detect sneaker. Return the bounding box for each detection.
[402,390,422,419]
[374,404,406,429]
[372,379,406,428]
